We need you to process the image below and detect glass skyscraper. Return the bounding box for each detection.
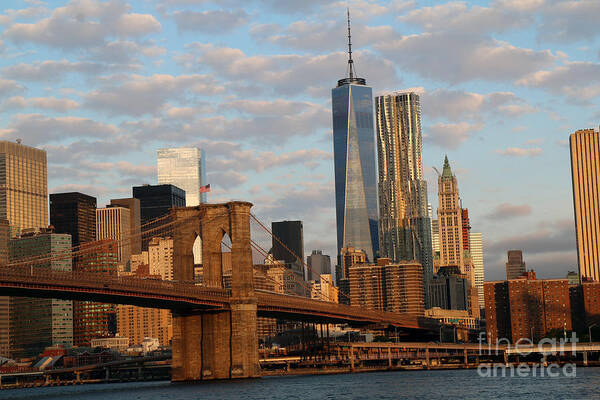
[375,92,433,297]
[331,19,378,262]
[157,147,207,206]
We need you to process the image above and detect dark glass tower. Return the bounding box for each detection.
[271,220,304,277]
[49,192,97,247]
[133,184,186,225]
[331,11,378,262]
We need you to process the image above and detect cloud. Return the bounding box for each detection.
[3,0,160,48]
[516,61,600,101]
[0,78,24,97]
[1,114,118,145]
[2,59,138,81]
[422,89,535,121]
[496,147,543,157]
[400,1,531,35]
[376,33,556,83]
[84,73,224,116]
[486,203,532,220]
[173,9,248,33]
[537,0,600,43]
[424,122,482,149]
[2,96,79,112]
[188,44,400,97]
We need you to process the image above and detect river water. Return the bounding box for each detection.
[2,368,598,399]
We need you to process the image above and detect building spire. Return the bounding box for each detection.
[442,155,453,179]
[347,8,354,79]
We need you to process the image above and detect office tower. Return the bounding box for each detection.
[470,232,485,309]
[309,274,339,302]
[110,198,141,255]
[485,274,572,343]
[307,250,332,281]
[74,240,118,347]
[148,237,173,281]
[428,270,468,311]
[157,147,207,206]
[116,305,172,347]
[96,206,131,265]
[133,184,186,224]
[0,220,10,357]
[438,156,464,271]
[461,209,470,251]
[340,246,367,280]
[570,128,600,281]
[431,219,439,255]
[348,259,424,316]
[9,231,73,357]
[384,261,424,316]
[331,13,378,262]
[506,250,526,280]
[0,141,48,235]
[271,220,304,277]
[375,92,433,293]
[50,192,97,247]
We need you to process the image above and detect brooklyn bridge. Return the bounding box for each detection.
[0,201,439,382]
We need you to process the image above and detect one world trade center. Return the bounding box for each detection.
[331,11,379,264]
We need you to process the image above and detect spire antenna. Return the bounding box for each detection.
[347,8,354,79]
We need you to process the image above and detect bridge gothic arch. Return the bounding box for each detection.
[170,201,259,381]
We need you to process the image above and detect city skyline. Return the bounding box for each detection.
[0,1,597,280]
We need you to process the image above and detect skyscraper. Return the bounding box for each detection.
[331,12,378,262]
[0,141,48,235]
[110,198,141,255]
[271,220,304,277]
[133,184,186,225]
[306,250,332,281]
[50,192,97,247]
[506,250,526,280]
[157,147,207,206]
[470,232,485,309]
[438,156,464,271]
[375,92,433,292]
[96,206,131,265]
[9,231,73,357]
[570,128,600,281]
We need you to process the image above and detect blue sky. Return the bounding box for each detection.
[0,0,598,280]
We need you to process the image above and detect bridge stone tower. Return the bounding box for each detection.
[171,201,260,381]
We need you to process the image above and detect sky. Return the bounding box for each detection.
[0,0,598,281]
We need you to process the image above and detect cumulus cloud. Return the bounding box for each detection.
[2,59,138,81]
[1,114,118,145]
[188,44,400,97]
[516,61,600,101]
[3,0,160,48]
[173,9,248,33]
[2,96,79,112]
[496,147,543,157]
[537,0,600,43]
[400,1,531,35]
[0,78,24,97]
[84,73,225,116]
[376,33,556,83]
[424,122,482,149]
[486,203,532,220]
[422,89,536,121]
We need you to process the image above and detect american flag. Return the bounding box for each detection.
[199,183,211,193]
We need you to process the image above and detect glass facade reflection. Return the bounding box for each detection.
[157,147,207,206]
[375,93,433,300]
[332,80,379,263]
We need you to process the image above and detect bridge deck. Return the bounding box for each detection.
[0,267,438,331]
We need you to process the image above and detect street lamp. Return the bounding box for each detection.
[589,323,598,344]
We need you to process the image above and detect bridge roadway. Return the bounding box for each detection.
[0,267,438,331]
